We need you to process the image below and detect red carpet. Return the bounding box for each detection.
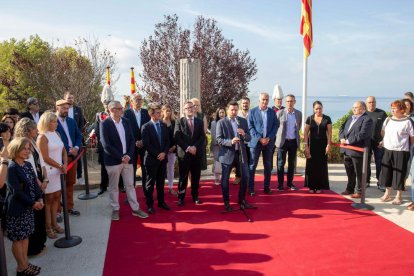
[103,176,414,275]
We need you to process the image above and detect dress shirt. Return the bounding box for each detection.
[68,106,74,120]
[58,116,73,148]
[31,112,40,124]
[113,118,127,154]
[237,110,249,119]
[286,110,297,139]
[185,117,194,152]
[260,108,268,138]
[134,109,142,129]
[229,117,239,150]
[348,113,363,132]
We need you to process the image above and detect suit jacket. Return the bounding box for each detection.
[20,111,43,122]
[339,112,373,157]
[6,161,42,217]
[275,108,302,148]
[174,116,205,159]
[123,108,150,143]
[248,106,278,148]
[141,121,170,166]
[100,117,135,166]
[216,116,251,165]
[71,105,85,131]
[56,116,82,155]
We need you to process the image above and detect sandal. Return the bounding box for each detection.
[408,203,414,211]
[17,266,40,275]
[28,263,41,272]
[392,198,403,205]
[46,228,57,239]
[380,195,392,202]
[53,225,65,234]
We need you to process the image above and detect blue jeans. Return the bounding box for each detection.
[277,140,298,187]
[249,142,274,192]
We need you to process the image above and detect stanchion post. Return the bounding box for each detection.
[54,174,82,248]
[0,219,7,276]
[78,147,98,200]
[352,147,374,211]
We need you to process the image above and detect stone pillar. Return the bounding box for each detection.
[180,58,201,117]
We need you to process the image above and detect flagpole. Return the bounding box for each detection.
[301,53,308,131]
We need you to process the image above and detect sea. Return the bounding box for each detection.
[247,95,396,123]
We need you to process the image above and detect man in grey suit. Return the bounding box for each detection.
[275,94,302,191]
[216,100,252,211]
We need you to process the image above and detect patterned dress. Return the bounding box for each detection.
[6,162,37,241]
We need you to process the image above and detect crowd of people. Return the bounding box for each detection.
[1,87,414,275]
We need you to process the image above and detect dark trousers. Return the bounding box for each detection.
[133,147,147,185]
[277,139,298,187]
[249,142,274,191]
[178,155,201,200]
[144,161,166,207]
[221,151,248,203]
[77,158,82,179]
[344,155,363,193]
[367,141,384,182]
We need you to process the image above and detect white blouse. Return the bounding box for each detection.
[382,117,414,151]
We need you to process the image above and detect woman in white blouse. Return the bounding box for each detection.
[379,100,414,205]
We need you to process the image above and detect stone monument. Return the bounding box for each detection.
[180,58,201,116]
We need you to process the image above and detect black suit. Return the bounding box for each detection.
[142,121,169,208]
[123,108,150,184]
[20,111,43,122]
[339,112,373,193]
[174,116,205,201]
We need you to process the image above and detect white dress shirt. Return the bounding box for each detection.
[58,116,73,148]
[68,106,74,119]
[229,117,239,150]
[134,109,142,129]
[113,118,127,154]
[31,112,40,124]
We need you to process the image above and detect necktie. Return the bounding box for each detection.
[188,118,194,135]
[156,122,161,144]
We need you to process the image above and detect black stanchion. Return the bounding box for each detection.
[54,174,82,248]
[352,147,375,211]
[0,219,7,276]
[78,147,98,200]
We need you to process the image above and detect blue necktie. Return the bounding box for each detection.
[156,122,161,145]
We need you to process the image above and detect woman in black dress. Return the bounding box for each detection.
[303,101,332,193]
[14,118,48,256]
[6,137,43,275]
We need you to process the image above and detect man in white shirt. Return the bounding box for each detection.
[20,97,43,124]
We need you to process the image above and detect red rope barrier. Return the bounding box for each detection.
[67,148,85,172]
[330,143,364,153]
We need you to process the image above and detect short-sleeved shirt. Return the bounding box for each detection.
[382,117,414,151]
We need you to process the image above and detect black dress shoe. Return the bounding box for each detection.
[177,198,184,206]
[224,201,233,212]
[147,207,155,214]
[264,187,272,194]
[193,198,203,205]
[287,184,298,190]
[158,202,171,210]
[278,185,284,191]
[239,200,253,209]
[97,189,106,195]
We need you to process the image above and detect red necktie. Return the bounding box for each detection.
[188,118,194,134]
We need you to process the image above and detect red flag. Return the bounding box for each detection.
[300,0,313,58]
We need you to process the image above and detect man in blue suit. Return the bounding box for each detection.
[216,100,252,211]
[56,99,83,216]
[339,101,373,198]
[123,93,150,184]
[141,103,170,214]
[248,92,279,195]
[100,101,148,221]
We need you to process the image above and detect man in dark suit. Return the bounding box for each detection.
[100,101,148,221]
[141,103,170,214]
[248,92,278,196]
[339,101,373,198]
[275,94,302,191]
[55,99,83,216]
[174,101,205,206]
[20,97,43,124]
[216,100,252,211]
[123,93,150,184]
[63,90,86,183]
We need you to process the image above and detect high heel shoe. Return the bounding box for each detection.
[46,228,57,239]
[380,195,392,202]
[392,198,403,205]
[53,225,65,234]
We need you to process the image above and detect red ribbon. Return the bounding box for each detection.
[67,148,85,172]
[330,143,364,153]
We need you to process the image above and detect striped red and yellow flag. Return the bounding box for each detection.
[130,67,136,94]
[106,66,111,85]
[300,0,313,58]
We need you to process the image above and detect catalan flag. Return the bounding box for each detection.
[130,67,136,94]
[106,66,111,85]
[300,0,313,58]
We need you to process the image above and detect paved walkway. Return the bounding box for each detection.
[4,156,414,275]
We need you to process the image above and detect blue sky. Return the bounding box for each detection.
[1,0,413,100]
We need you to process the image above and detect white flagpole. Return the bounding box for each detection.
[301,53,308,131]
